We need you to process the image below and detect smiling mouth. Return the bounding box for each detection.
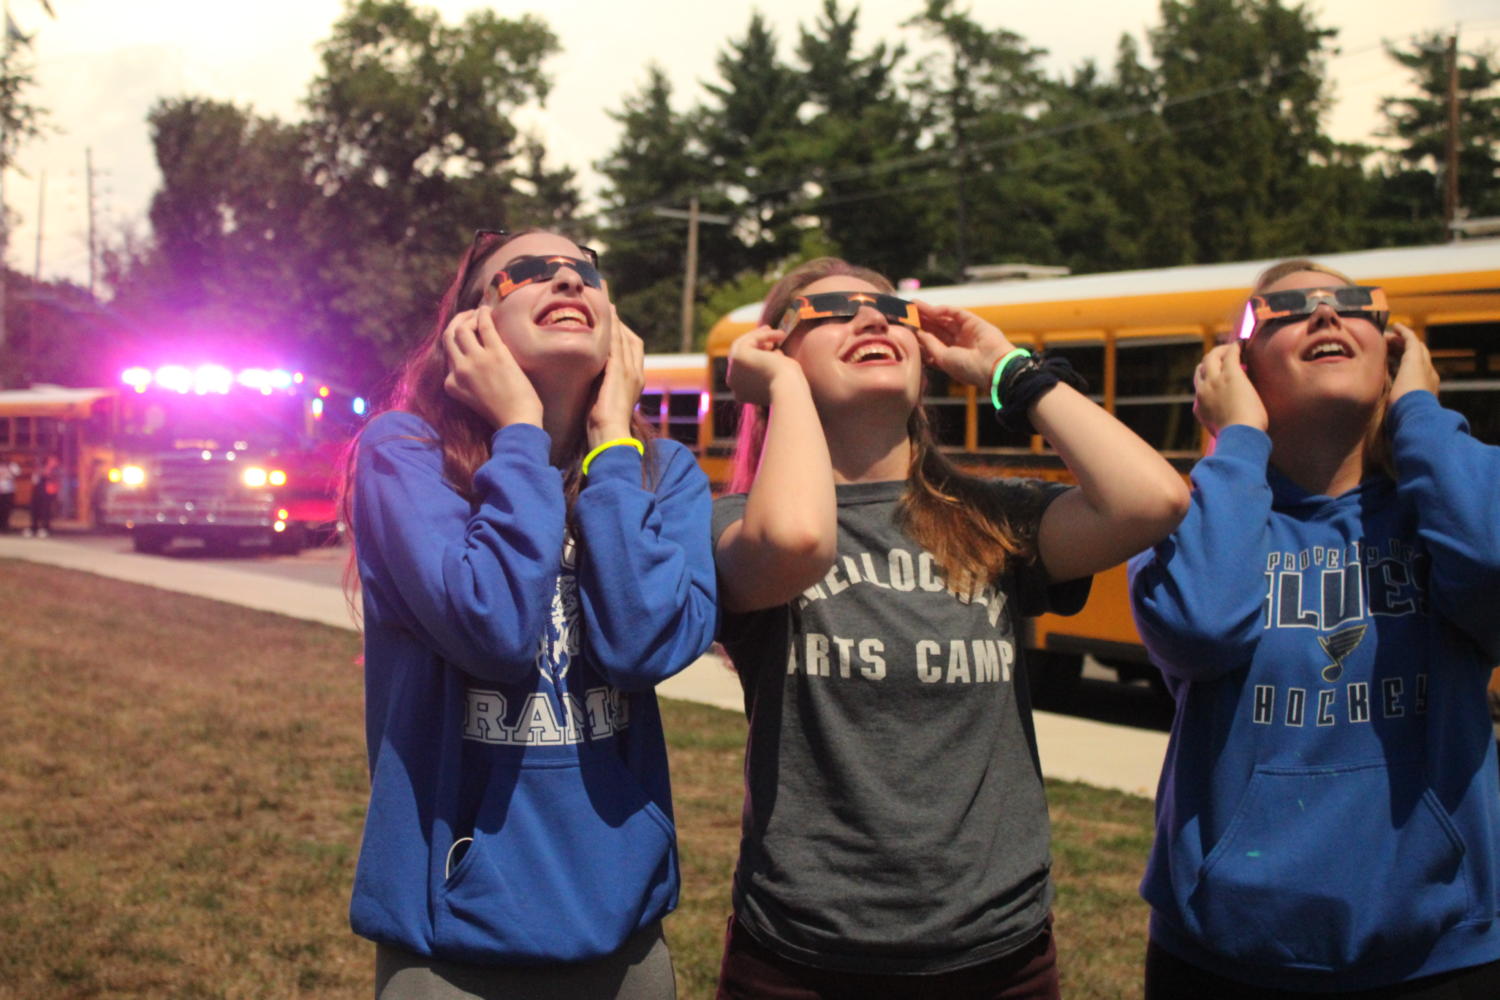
[537,305,592,328]
[843,341,900,364]
[1303,341,1352,360]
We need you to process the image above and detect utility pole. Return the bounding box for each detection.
[31,168,40,278]
[86,147,96,296]
[1444,32,1461,236]
[653,196,731,352]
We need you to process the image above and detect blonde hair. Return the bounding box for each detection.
[728,257,1032,589]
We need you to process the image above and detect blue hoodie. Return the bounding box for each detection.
[1129,391,1500,992]
[348,411,717,965]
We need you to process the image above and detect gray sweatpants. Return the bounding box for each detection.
[374,921,675,1000]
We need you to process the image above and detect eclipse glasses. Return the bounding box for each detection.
[1236,285,1389,343]
[489,255,603,300]
[778,291,921,333]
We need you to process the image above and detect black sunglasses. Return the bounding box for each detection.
[489,255,604,300]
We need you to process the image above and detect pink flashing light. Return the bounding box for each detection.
[155,366,194,394]
[121,367,152,392]
[193,365,234,395]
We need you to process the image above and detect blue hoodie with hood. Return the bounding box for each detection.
[348,411,717,965]
[1129,390,1500,992]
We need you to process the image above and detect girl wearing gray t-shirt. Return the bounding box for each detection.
[711,256,1189,999]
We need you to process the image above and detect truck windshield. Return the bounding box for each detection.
[117,390,306,452]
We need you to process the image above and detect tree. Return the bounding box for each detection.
[1147,0,1363,262]
[697,12,807,274]
[790,0,929,282]
[594,65,721,351]
[109,1,581,393]
[905,0,1059,280]
[1376,33,1500,242]
[304,0,576,376]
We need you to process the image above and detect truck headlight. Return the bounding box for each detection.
[242,467,269,488]
[120,465,147,487]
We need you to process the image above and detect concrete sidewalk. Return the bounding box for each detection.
[0,533,1167,799]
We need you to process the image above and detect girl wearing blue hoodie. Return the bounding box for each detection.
[344,230,717,999]
[1129,259,1500,997]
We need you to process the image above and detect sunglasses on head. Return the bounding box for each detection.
[1237,285,1389,343]
[778,291,920,334]
[488,254,604,301]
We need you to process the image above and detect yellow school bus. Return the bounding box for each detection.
[699,239,1500,694]
[0,385,117,528]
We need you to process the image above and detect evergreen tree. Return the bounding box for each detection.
[905,0,1058,281]
[791,0,929,282]
[594,65,721,351]
[1148,0,1357,262]
[1376,33,1500,243]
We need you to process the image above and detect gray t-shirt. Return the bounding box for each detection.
[713,478,1089,975]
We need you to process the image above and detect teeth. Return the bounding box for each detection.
[849,344,895,363]
[542,307,588,326]
[1307,342,1348,359]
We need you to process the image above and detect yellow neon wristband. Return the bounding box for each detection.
[581,437,645,476]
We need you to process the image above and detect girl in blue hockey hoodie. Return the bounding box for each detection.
[1129,259,1500,997]
[344,230,717,999]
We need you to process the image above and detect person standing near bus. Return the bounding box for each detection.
[26,454,58,538]
[711,257,1189,998]
[1128,259,1500,997]
[0,458,18,532]
[343,229,717,999]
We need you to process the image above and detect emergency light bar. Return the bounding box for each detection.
[120,365,301,395]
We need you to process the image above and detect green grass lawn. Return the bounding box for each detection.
[0,558,1153,999]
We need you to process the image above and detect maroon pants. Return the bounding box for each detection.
[716,914,1060,1000]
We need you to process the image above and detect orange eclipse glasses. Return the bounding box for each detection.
[778,291,921,333]
[1237,285,1389,343]
[488,254,603,301]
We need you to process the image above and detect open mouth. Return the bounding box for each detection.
[841,338,902,365]
[1302,339,1352,361]
[535,301,594,329]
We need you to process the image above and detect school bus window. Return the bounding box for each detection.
[710,356,737,445]
[15,416,31,447]
[917,369,963,449]
[1042,342,1105,402]
[0,417,9,447]
[638,391,663,428]
[666,392,701,447]
[1427,321,1500,446]
[1114,338,1201,453]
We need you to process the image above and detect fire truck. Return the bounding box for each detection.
[101,364,365,554]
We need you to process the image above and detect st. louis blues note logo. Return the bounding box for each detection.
[1317,624,1367,683]
[536,537,580,687]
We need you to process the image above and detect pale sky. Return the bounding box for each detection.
[6,0,1499,287]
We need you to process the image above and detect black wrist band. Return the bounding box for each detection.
[992,354,1089,434]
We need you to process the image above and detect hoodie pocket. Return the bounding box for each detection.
[1188,760,1472,970]
[433,747,677,964]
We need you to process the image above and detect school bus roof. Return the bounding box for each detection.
[706,239,1500,353]
[0,385,113,418]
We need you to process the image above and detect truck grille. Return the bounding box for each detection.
[156,455,241,501]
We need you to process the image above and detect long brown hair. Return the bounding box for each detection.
[728,257,1031,591]
[1244,257,1394,478]
[339,230,656,608]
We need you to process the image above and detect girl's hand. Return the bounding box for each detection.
[588,306,646,446]
[912,300,1016,388]
[1194,341,1267,436]
[443,306,543,429]
[726,325,806,406]
[1387,323,1439,403]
